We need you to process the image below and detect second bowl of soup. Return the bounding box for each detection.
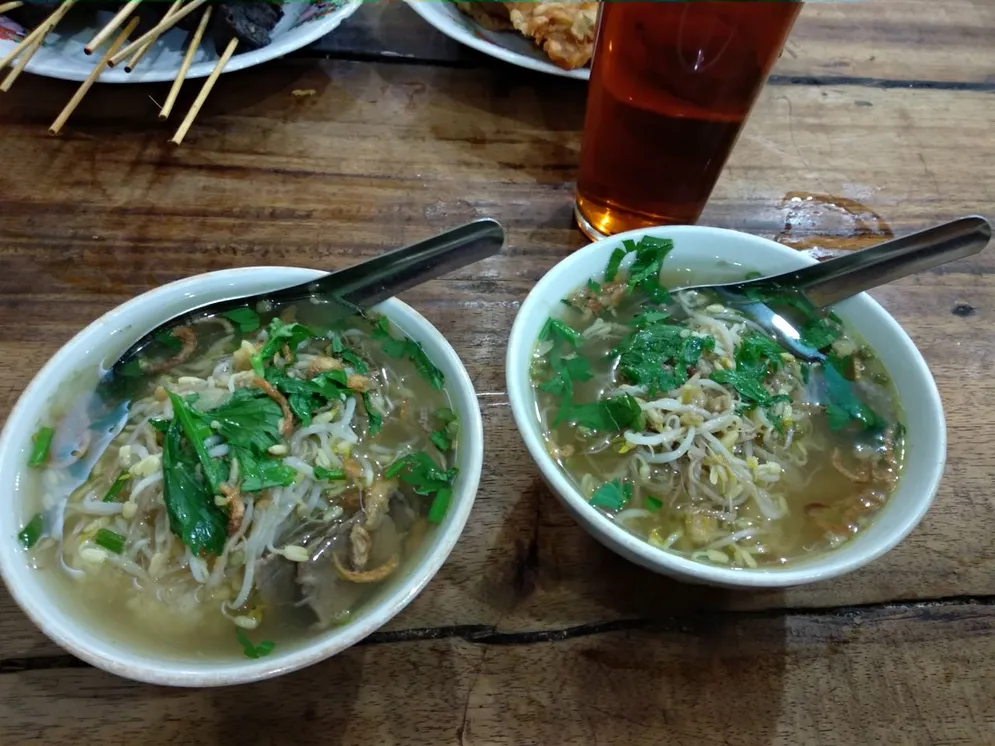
[506,226,945,588]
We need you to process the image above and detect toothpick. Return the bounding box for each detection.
[49,17,140,135]
[0,2,25,15]
[170,37,237,146]
[121,0,182,72]
[85,0,142,55]
[109,0,208,68]
[159,4,210,120]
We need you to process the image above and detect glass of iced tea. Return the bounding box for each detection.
[575,1,803,239]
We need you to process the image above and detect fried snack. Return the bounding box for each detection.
[455,1,598,70]
[505,2,597,70]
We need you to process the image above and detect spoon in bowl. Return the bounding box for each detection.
[673,215,992,362]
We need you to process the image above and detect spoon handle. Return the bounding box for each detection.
[264,218,506,309]
[792,215,991,308]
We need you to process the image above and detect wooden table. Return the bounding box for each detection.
[2,1,994,742]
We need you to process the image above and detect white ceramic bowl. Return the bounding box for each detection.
[506,226,946,588]
[404,0,589,81]
[0,267,483,686]
[0,0,361,83]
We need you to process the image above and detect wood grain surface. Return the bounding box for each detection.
[2,0,995,742]
[4,602,995,745]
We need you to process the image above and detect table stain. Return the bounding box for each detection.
[775,192,894,260]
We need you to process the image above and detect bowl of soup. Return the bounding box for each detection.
[506,226,945,588]
[0,266,483,685]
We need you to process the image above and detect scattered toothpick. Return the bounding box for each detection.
[0,1,24,15]
[85,0,142,55]
[159,4,211,120]
[49,17,139,135]
[110,0,208,67]
[0,0,76,73]
[170,37,237,146]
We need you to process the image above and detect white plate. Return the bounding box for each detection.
[404,0,589,81]
[0,0,362,83]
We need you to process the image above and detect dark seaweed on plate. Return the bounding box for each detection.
[213,1,283,54]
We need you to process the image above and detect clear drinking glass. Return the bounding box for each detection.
[575,1,803,239]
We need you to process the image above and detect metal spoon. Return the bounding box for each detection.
[107,217,506,385]
[673,215,991,361]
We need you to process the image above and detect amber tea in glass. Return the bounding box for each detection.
[575,1,803,238]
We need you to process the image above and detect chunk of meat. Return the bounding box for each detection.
[255,554,298,610]
[233,340,256,371]
[349,524,371,570]
[307,356,343,379]
[347,374,374,393]
[297,557,365,627]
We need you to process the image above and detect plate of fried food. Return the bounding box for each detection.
[404,1,596,80]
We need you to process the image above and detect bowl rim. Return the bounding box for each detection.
[0,266,483,686]
[506,224,947,588]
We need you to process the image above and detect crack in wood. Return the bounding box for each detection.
[4,596,995,675]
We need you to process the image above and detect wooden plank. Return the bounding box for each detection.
[312,0,995,85]
[1,61,994,659]
[3,603,995,744]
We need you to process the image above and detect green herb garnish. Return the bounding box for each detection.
[645,496,663,512]
[222,308,262,334]
[710,368,790,410]
[429,407,458,452]
[161,420,228,557]
[428,487,452,524]
[625,235,674,303]
[237,450,296,493]
[385,451,459,523]
[589,479,632,512]
[372,317,445,390]
[604,247,626,282]
[251,319,318,376]
[538,354,592,399]
[236,628,275,659]
[362,392,382,436]
[208,387,287,454]
[313,466,347,481]
[557,394,642,432]
[539,317,582,348]
[28,427,54,467]
[822,358,881,431]
[18,513,44,549]
[168,392,227,493]
[95,528,126,554]
[102,472,132,502]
